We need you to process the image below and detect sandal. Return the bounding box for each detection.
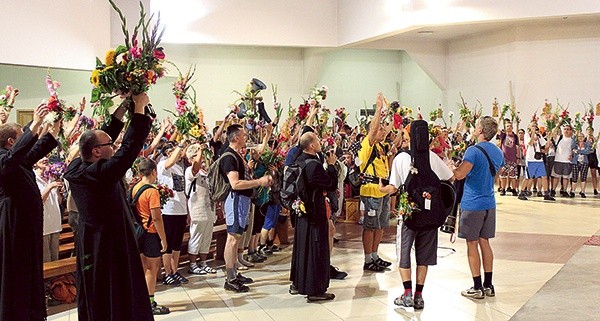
[189,265,207,275]
[151,302,170,315]
[201,265,217,274]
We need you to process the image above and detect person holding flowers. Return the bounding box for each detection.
[34,157,64,263]
[131,158,170,315]
[64,93,155,321]
[570,131,593,197]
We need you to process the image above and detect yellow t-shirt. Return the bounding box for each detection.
[358,136,389,198]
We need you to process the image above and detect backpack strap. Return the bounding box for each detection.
[400,151,415,193]
[130,184,156,228]
[361,144,380,176]
[474,145,496,177]
[220,151,239,179]
[185,177,197,199]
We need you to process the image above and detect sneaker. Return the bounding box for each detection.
[497,187,502,192]
[569,191,575,198]
[532,188,538,194]
[560,190,567,197]
[188,264,207,275]
[270,245,281,252]
[543,194,556,201]
[238,256,255,268]
[363,261,385,272]
[580,192,586,198]
[499,189,506,196]
[289,284,299,295]
[307,292,335,302]
[333,237,340,244]
[537,191,543,197]
[236,273,254,284]
[358,216,364,225]
[518,193,528,201]
[162,274,181,286]
[594,189,598,195]
[173,272,189,284]
[375,257,392,267]
[224,279,249,292]
[461,287,485,299]
[393,293,413,307]
[413,294,424,309]
[550,190,556,197]
[151,301,171,315]
[330,265,348,280]
[247,253,265,263]
[259,246,273,256]
[511,189,519,196]
[525,190,532,197]
[483,285,495,297]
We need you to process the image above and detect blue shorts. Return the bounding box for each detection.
[263,203,282,230]
[224,192,251,235]
[526,161,546,178]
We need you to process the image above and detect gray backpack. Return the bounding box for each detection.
[207,151,237,202]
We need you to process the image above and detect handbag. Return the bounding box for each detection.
[534,152,543,160]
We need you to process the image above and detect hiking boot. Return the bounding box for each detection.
[236,273,254,284]
[461,287,485,299]
[363,261,385,272]
[307,292,335,302]
[543,194,556,201]
[393,293,413,307]
[413,294,424,309]
[224,279,249,293]
[483,285,496,297]
[151,301,170,315]
[518,192,528,201]
[330,265,348,280]
[499,189,506,196]
[375,258,392,267]
[173,272,189,284]
[580,192,586,198]
[162,274,181,286]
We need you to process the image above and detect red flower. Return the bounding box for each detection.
[46,95,62,112]
[153,49,165,60]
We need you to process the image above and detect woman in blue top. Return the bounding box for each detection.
[570,132,592,197]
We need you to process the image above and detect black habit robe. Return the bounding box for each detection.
[64,113,153,321]
[0,127,58,321]
[290,152,338,296]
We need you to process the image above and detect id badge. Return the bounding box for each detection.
[424,198,431,210]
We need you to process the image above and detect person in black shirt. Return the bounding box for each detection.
[220,124,272,292]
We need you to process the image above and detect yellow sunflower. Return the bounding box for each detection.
[90,69,101,87]
[105,50,116,66]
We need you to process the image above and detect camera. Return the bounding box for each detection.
[440,213,457,234]
[359,173,389,186]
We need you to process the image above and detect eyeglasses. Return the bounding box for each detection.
[94,141,114,148]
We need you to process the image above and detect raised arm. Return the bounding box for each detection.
[368,93,384,146]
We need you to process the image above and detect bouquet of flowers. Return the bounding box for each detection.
[44,161,67,181]
[90,0,166,122]
[457,92,473,128]
[297,101,311,122]
[531,112,539,124]
[429,110,438,122]
[165,65,204,139]
[334,107,348,131]
[584,101,595,130]
[272,84,283,126]
[260,148,286,169]
[156,184,175,209]
[77,115,96,131]
[309,85,328,105]
[397,167,420,221]
[43,74,66,123]
[0,85,19,111]
[62,106,78,122]
[573,112,583,133]
[500,103,511,121]
[451,141,467,159]
[558,102,571,127]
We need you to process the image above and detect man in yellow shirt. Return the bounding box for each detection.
[359,93,393,272]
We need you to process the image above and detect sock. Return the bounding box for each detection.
[473,276,483,290]
[371,252,379,261]
[266,239,274,247]
[149,295,155,305]
[402,281,412,294]
[415,284,424,295]
[483,272,493,287]
[226,268,236,282]
[365,254,373,263]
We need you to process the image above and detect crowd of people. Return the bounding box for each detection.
[2,87,600,320]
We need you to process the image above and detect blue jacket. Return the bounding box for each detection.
[571,140,592,164]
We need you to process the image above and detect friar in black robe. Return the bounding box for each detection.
[0,118,59,321]
[290,132,338,301]
[64,97,153,321]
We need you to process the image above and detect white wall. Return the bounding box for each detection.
[446,20,600,127]
[0,0,111,70]
[399,51,443,114]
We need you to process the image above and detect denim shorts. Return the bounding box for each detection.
[360,195,391,230]
[224,192,251,235]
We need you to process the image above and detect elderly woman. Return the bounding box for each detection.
[571,132,593,197]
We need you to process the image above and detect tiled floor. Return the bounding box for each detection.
[48,192,600,321]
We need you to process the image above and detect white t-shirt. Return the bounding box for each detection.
[554,135,574,163]
[157,160,188,215]
[389,150,454,188]
[185,167,215,222]
[524,134,546,162]
[36,174,62,236]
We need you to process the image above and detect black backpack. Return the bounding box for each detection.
[128,184,156,245]
[401,120,447,231]
[280,158,319,211]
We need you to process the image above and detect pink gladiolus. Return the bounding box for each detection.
[130,46,142,59]
[45,75,55,96]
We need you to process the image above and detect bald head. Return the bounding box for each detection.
[299,132,321,154]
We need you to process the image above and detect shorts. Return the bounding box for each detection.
[458,209,496,241]
[263,203,282,230]
[163,215,187,254]
[188,220,213,255]
[224,192,251,235]
[526,161,547,179]
[545,156,555,178]
[252,203,267,235]
[397,223,438,268]
[139,232,162,258]
[360,195,391,230]
[552,162,572,178]
[498,161,518,179]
